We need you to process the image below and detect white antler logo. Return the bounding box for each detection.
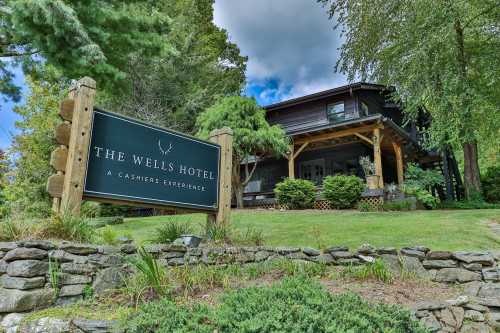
[158,140,173,155]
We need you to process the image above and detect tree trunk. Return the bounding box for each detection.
[234,184,244,208]
[232,159,245,208]
[463,141,482,199]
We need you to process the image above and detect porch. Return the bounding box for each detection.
[242,114,425,208]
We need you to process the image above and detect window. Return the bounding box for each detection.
[360,101,369,116]
[327,102,345,122]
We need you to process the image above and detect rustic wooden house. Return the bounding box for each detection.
[243,82,462,207]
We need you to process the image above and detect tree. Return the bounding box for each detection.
[1,0,171,101]
[101,0,247,133]
[3,74,66,217]
[319,0,500,199]
[196,96,289,207]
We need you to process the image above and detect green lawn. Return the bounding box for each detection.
[109,209,500,251]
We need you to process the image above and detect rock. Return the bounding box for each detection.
[49,250,88,264]
[488,312,500,327]
[143,244,165,254]
[120,243,136,254]
[60,263,95,274]
[325,246,349,253]
[0,242,16,252]
[0,251,4,259]
[0,260,8,274]
[477,282,500,299]
[400,248,426,259]
[462,263,482,271]
[464,310,485,322]
[427,251,452,260]
[414,301,446,311]
[3,247,47,262]
[476,297,500,307]
[380,254,401,277]
[337,258,360,265]
[254,251,270,262]
[464,302,489,312]
[357,255,375,263]
[422,260,457,269]
[286,252,308,260]
[330,251,354,259]
[420,313,441,332]
[59,273,92,285]
[7,260,48,278]
[168,257,186,266]
[88,254,124,268]
[0,288,55,313]
[315,253,334,264]
[1,313,25,332]
[302,247,320,256]
[116,236,132,244]
[55,295,83,306]
[59,284,86,297]
[376,247,397,255]
[160,251,185,259]
[482,267,500,281]
[445,295,469,307]
[415,310,431,318]
[450,306,464,329]
[16,240,55,250]
[1,275,45,290]
[92,267,128,296]
[438,308,456,328]
[462,281,483,296]
[433,268,481,283]
[357,244,376,255]
[453,251,495,266]
[459,322,490,333]
[59,243,98,255]
[97,246,120,255]
[20,317,71,333]
[187,248,202,257]
[166,244,188,252]
[276,247,300,254]
[401,256,429,279]
[72,319,122,333]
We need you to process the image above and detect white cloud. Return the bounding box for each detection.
[214,0,347,103]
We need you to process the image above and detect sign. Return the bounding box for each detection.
[83,109,220,210]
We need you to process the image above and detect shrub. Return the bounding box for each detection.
[233,226,264,246]
[322,175,365,209]
[126,277,426,333]
[100,226,119,245]
[42,213,95,242]
[402,163,443,209]
[482,166,500,203]
[80,201,101,218]
[382,199,413,211]
[127,246,168,297]
[340,259,393,283]
[439,200,500,209]
[153,217,192,244]
[274,178,316,209]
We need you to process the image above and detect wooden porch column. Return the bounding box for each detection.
[373,128,384,188]
[288,144,295,179]
[392,141,404,186]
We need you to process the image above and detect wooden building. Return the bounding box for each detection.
[243,82,462,206]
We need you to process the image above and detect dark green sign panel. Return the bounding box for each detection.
[84,109,220,210]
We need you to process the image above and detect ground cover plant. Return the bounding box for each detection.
[109,209,500,250]
[125,276,427,333]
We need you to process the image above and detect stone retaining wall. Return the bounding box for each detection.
[0,240,499,332]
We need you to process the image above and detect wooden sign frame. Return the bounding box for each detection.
[47,77,233,225]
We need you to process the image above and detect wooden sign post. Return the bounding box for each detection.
[47,77,233,226]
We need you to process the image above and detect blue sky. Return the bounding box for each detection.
[0,0,345,150]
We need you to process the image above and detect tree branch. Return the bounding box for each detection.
[242,156,259,186]
[0,49,39,58]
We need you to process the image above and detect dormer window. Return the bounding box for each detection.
[327,101,345,122]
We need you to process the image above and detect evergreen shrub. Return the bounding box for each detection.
[274,178,316,209]
[322,175,365,209]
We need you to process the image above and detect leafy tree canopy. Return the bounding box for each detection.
[196,96,289,207]
[0,0,171,102]
[320,0,500,197]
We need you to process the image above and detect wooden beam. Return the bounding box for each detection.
[294,124,380,145]
[208,127,233,226]
[55,122,71,146]
[392,141,404,186]
[373,128,384,188]
[293,141,309,159]
[354,133,373,145]
[60,77,96,214]
[288,144,295,179]
[50,146,68,172]
[46,174,64,198]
